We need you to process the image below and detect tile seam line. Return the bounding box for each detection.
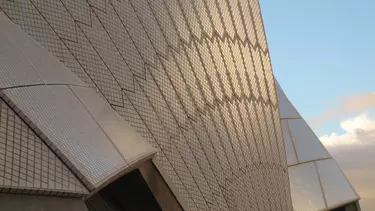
[2,20,86,89]
[285,119,300,164]
[2,31,45,84]
[67,85,129,166]
[288,157,331,168]
[0,93,92,192]
[0,186,85,195]
[67,85,159,190]
[314,161,329,209]
[0,83,88,91]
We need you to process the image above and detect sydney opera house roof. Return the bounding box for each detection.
[0,0,360,210]
[276,81,360,211]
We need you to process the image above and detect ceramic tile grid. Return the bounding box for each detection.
[1,0,293,210]
[0,98,88,196]
[0,12,157,191]
[2,85,131,190]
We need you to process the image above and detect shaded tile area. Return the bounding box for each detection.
[0,99,88,196]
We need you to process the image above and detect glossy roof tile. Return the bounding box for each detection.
[316,159,359,209]
[288,119,330,163]
[276,80,360,211]
[281,120,298,165]
[288,163,326,211]
[275,81,301,119]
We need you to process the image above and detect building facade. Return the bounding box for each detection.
[276,81,361,211]
[0,0,359,210]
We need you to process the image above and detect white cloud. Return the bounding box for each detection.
[320,113,375,147]
[319,113,375,211]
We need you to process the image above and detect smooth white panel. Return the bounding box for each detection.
[288,119,330,163]
[275,81,300,119]
[316,159,359,208]
[281,120,298,165]
[288,163,326,211]
[70,86,157,164]
[1,13,85,87]
[3,85,127,188]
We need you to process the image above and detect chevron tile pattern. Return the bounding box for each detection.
[1,0,292,210]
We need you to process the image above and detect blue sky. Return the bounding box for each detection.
[259,0,375,136]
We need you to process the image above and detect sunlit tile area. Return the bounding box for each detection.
[0,0,294,210]
[0,99,87,196]
[0,0,364,209]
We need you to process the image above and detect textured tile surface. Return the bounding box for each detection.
[0,24,43,88]
[0,98,87,196]
[0,13,85,88]
[3,85,127,189]
[70,85,157,165]
[1,0,293,210]
[0,193,89,211]
[0,13,157,192]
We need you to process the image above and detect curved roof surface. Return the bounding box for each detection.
[0,12,157,192]
[276,80,360,210]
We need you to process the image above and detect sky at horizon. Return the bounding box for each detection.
[259,1,375,210]
[259,0,375,136]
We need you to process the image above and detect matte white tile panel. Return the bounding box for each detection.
[289,163,326,211]
[275,81,300,119]
[288,119,330,163]
[316,159,359,208]
[281,120,298,165]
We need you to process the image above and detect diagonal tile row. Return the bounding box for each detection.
[1,1,293,210]
[0,98,87,196]
[0,13,157,193]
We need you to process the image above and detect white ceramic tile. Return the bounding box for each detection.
[316,159,359,208]
[0,2,296,210]
[3,85,127,188]
[281,120,298,165]
[288,163,326,211]
[0,99,88,195]
[275,80,301,119]
[69,86,157,165]
[1,14,85,87]
[0,24,43,88]
[288,119,330,163]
